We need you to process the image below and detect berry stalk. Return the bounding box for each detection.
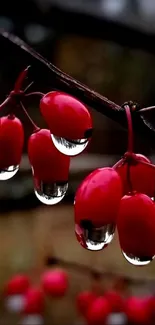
[124,105,134,193]
[124,105,133,153]
[14,66,30,93]
[20,101,39,132]
[25,92,44,97]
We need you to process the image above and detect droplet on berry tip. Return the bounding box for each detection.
[51,134,89,156]
[33,176,68,205]
[122,251,154,266]
[75,222,115,251]
[5,294,25,312]
[106,313,127,325]
[0,165,19,180]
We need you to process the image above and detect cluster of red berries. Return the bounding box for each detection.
[0,67,92,204]
[4,269,68,324]
[76,289,155,325]
[2,68,155,267]
[74,104,155,267]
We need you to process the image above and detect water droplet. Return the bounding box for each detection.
[75,223,115,251]
[106,313,127,325]
[51,134,89,156]
[0,165,19,180]
[34,178,68,205]
[20,314,44,325]
[5,294,25,312]
[122,251,154,266]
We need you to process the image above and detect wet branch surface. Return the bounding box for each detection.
[1,30,155,150]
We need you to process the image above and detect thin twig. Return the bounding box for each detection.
[45,256,155,285]
[0,97,10,110]
[24,81,34,93]
[138,106,155,113]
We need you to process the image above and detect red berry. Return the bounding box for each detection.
[125,297,150,324]
[28,129,70,205]
[147,295,155,321]
[104,290,125,313]
[0,115,24,179]
[76,291,97,316]
[74,168,122,250]
[28,129,70,182]
[40,91,92,140]
[41,269,69,298]
[40,92,93,156]
[115,154,155,197]
[117,193,155,265]
[4,275,30,296]
[23,287,44,315]
[86,297,111,325]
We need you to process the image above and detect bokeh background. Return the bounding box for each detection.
[0,0,155,324]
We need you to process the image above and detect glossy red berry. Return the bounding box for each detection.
[74,167,122,251]
[115,153,155,197]
[147,295,155,322]
[0,115,24,180]
[23,287,44,315]
[117,193,155,265]
[86,297,111,325]
[76,291,97,316]
[21,287,44,325]
[28,129,70,205]
[125,297,150,324]
[41,269,69,298]
[4,274,30,313]
[104,290,125,313]
[40,91,93,156]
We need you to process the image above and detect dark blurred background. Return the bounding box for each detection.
[0,1,155,324]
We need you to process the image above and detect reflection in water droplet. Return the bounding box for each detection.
[5,294,25,312]
[75,223,115,251]
[34,178,68,205]
[0,165,19,180]
[20,314,44,325]
[151,197,154,201]
[122,251,154,266]
[51,134,89,156]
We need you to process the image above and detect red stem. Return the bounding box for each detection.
[14,66,30,93]
[20,101,39,132]
[124,105,133,153]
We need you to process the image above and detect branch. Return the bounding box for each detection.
[0,30,155,148]
[45,256,155,285]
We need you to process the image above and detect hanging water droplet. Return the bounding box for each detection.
[0,165,19,180]
[5,294,25,312]
[106,313,127,325]
[20,314,44,325]
[75,222,115,251]
[34,178,68,205]
[51,134,89,156]
[122,251,154,266]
